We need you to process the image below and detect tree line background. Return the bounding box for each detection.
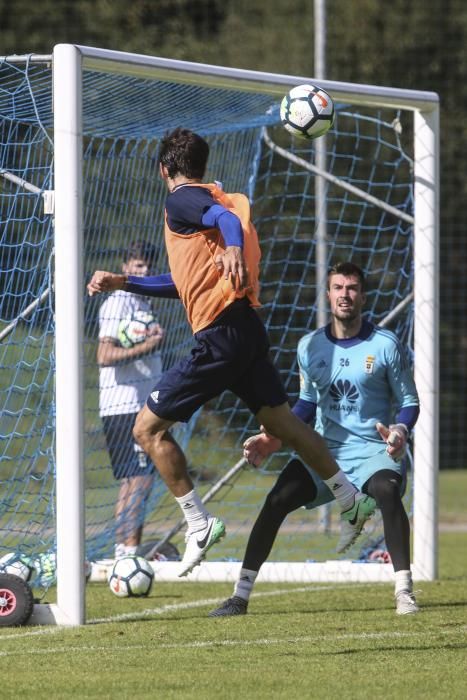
[1,0,464,468]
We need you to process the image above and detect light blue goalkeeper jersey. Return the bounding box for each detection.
[297,320,419,463]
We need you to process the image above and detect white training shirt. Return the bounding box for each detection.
[98,290,163,417]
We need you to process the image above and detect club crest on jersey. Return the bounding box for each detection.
[365,355,375,374]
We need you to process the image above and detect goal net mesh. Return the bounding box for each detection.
[0,56,414,591]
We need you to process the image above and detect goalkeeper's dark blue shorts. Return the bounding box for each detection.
[146,298,288,422]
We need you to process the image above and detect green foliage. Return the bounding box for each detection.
[0,0,227,56]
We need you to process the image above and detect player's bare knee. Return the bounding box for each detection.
[132,421,148,451]
[132,412,154,451]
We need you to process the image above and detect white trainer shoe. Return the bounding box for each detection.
[178,516,226,577]
[396,590,420,615]
[336,493,376,553]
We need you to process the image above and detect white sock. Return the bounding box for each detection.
[233,568,258,602]
[175,489,209,532]
[394,569,413,595]
[114,543,126,559]
[323,469,358,511]
[114,543,138,558]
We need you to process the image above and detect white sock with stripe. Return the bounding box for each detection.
[323,469,358,511]
[175,489,209,533]
[233,568,258,602]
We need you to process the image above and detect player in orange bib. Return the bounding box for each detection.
[88,128,375,577]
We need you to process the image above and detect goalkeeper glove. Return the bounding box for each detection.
[243,431,282,467]
[376,422,409,461]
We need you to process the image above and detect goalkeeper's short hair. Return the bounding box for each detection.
[327,261,366,291]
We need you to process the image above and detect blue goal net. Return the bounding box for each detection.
[0,54,415,592]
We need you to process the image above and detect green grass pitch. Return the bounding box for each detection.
[0,471,466,700]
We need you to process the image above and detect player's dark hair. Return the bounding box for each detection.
[327,262,366,291]
[124,239,158,267]
[158,127,209,179]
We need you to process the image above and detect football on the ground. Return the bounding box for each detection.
[118,310,159,348]
[280,83,334,139]
[108,555,154,597]
[0,552,35,582]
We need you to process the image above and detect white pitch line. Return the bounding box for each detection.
[0,584,331,640]
[88,584,348,625]
[0,582,393,640]
[0,627,466,658]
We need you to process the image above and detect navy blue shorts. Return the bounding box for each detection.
[147,299,288,422]
[102,413,156,479]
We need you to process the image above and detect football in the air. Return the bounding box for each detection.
[0,552,35,582]
[117,310,158,348]
[108,555,154,597]
[280,83,334,139]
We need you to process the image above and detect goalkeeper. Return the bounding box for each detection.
[209,262,420,617]
[88,129,375,578]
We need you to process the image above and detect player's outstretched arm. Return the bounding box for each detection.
[87,271,126,297]
[376,422,408,461]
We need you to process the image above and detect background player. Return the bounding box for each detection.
[98,240,164,559]
[209,261,420,617]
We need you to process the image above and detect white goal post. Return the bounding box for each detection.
[31,43,438,625]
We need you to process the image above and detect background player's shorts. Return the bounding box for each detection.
[147,299,288,422]
[102,413,155,479]
[303,448,402,509]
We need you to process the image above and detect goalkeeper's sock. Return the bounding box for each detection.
[175,489,209,532]
[394,569,413,595]
[233,568,258,602]
[323,470,358,511]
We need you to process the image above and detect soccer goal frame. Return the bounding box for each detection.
[18,43,438,625]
